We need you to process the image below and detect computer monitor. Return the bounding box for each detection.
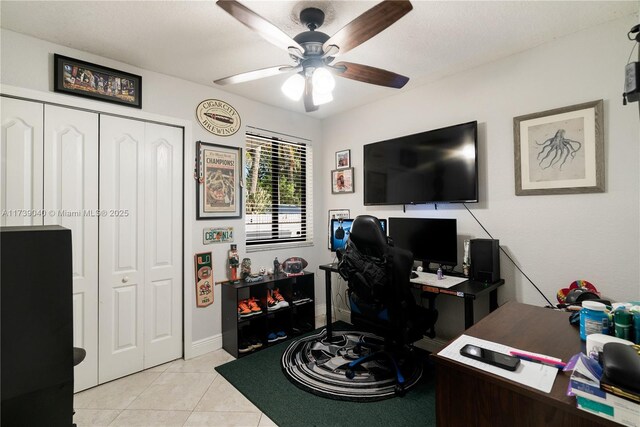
[388,217,457,267]
[330,218,387,252]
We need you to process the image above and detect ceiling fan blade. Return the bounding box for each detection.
[303,76,318,113]
[323,0,412,56]
[217,0,304,58]
[333,62,409,88]
[214,65,300,85]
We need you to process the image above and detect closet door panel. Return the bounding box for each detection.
[44,105,99,392]
[99,115,145,383]
[143,123,183,367]
[0,97,44,226]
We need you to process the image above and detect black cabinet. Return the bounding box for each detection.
[222,272,315,358]
[1,225,74,426]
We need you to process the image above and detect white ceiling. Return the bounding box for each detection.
[1,1,637,118]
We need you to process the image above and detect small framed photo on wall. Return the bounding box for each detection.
[335,149,351,169]
[331,168,354,194]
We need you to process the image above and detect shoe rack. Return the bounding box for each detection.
[221,272,315,358]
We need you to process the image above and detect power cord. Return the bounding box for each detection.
[622,37,638,105]
[463,203,555,307]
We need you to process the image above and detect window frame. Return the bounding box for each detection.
[245,132,312,250]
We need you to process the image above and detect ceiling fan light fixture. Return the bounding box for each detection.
[281,73,305,101]
[311,67,335,94]
[312,89,333,106]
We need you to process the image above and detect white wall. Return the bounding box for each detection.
[3,13,639,349]
[322,15,640,339]
[0,29,325,352]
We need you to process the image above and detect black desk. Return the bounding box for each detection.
[319,263,504,336]
[416,276,505,329]
[318,263,341,341]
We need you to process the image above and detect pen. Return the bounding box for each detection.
[509,350,567,369]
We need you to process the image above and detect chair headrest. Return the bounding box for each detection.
[349,215,387,257]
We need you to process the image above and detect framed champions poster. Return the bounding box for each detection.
[196,141,242,219]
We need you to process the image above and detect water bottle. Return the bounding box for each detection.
[437,266,443,280]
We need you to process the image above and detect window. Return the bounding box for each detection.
[245,132,313,249]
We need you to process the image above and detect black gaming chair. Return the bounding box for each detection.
[337,215,437,394]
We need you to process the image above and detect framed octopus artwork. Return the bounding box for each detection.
[513,100,604,196]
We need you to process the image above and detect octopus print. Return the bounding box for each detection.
[536,129,582,170]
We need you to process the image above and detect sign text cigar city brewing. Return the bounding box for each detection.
[196,99,241,137]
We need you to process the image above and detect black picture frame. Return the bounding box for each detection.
[53,54,142,108]
[196,141,243,220]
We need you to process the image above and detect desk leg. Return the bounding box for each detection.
[426,294,437,339]
[324,270,333,340]
[464,298,474,329]
[489,289,498,312]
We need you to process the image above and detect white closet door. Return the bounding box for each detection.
[143,123,183,368]
[99,115,145,383]
[0,97,44,226]
[43,105,99,392]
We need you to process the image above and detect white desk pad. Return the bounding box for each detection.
[409,271,467,289]
[437,334,559,393]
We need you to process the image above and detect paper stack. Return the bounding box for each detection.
[567,353,639,426]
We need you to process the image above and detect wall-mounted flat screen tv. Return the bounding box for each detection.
[363,121,478,205]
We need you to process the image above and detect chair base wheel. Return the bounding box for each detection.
[394,384,406,397]
[345,369,355,379]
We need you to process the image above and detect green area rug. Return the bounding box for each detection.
[215,324,437,427]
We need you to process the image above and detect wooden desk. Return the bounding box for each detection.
[432,302,616,426]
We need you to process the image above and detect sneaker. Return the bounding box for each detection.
[237,300,252,317]
[266,291,279,311]
[249,336,263,350]
[292,290,312,305]
[276,331,288,341]
[247,297,262,314]
[267,289,289,311]
[272,288,290,308]
[267,332,278,343]
[238,340,252,354]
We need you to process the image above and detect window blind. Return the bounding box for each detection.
[245,132,313,247]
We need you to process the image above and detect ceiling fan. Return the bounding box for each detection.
[214,0,412,112]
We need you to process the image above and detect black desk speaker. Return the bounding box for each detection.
[470,239,500,283]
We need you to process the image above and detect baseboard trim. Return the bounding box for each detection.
[188,334,222,359]
[315,303,326,328]
[336,307,351,323]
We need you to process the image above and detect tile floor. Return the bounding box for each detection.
[73,349,277,427]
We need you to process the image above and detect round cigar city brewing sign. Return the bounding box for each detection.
[196,99,241,137]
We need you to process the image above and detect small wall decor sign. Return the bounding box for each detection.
[194,252,213,307]
[196,99,241,137]
[203,227,234,244]
[53,54,142,108]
